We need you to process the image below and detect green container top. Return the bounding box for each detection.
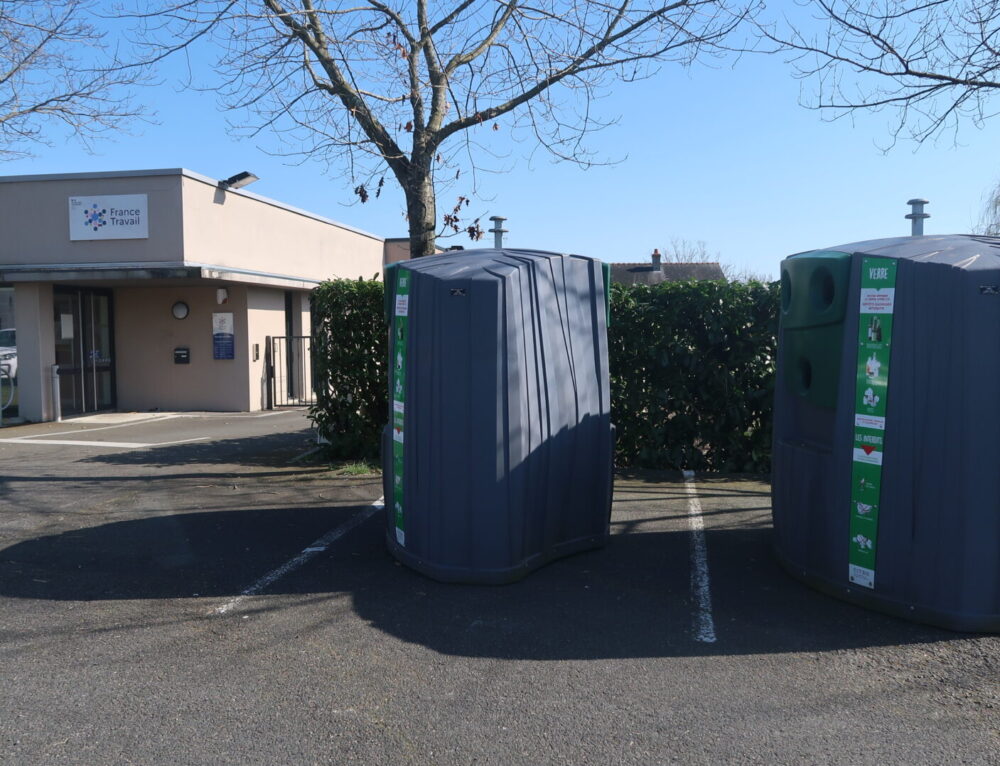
[781,251,852,329]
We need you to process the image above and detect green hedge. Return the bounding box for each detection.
[609,280,779,473]
[310,275,780,471]
[310,278,387,459]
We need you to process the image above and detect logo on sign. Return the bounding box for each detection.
[82,203,142,229]
[83,204,107,232]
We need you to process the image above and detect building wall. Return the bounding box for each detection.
[384,239,411,265]
[0,286,15,328]
[383,238,451,263]
[180,176,384,282]
[0,168,383,419]
[12,284,56,421]
[0,174,184,266]
[245,287,287,411]
[114,285,254,411]
[0,171,385,283]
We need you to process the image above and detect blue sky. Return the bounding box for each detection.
[3,15,999,280]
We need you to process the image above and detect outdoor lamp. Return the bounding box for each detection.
[171,301,190,320]
[219,171,259,190]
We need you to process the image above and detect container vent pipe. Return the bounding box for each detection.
[906,198,929,236]
[489,216,508,249]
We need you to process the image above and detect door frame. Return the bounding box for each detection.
[53,286,117,414]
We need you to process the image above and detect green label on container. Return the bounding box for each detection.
[849,257,897,589]
[391,269,410,546]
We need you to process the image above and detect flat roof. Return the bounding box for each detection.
[0,167,384,244]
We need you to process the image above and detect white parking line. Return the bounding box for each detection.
[0,436,209,449]
[682,470,717,644]
[7,415,179,440]
[60,412,177,425]
[172,410,302,419]
[212,496,384,616]
[144,437,212,448]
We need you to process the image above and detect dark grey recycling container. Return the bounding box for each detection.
[381,248,614,584]
[773,234,1000,631]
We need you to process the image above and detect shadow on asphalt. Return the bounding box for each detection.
[0,502,960,658]
[74,429,316,468]
[0,505,355,602]
[0,468,330,486]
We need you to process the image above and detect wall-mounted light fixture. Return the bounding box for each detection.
[216,288,229,305]
[171,301,190,320]
[218,171,259,190]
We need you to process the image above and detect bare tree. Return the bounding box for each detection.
[126,1,756,256]
[662,238,771,281]
[978,178,1000,235]
[663,237,715,263]
[763,1,1000,145]
[0,0,144,159]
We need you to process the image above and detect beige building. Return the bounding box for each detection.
[0,168,385,422]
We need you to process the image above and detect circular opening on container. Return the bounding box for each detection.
[809,267,835,311]
[780,270,792,312]
[798,357,812,394]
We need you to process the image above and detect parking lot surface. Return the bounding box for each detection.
[1,412,997,764]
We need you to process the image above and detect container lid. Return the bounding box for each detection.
[790,234,1000,271]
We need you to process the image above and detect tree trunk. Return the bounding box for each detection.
[404,158,437,258]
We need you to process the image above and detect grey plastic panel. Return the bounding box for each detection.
[773,234,1000,631]
[383,249,614,583]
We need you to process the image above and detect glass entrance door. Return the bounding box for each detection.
[54,289,115,414]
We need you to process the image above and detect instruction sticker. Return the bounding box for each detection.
[391,270,410,546]
[849,257,897,589]
[395,293,409,317]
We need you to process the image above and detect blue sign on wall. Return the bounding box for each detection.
[212,312,235,360]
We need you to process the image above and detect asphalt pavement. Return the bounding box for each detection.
[0,411,997,764]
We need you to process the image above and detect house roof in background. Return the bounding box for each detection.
[610,261,725,285]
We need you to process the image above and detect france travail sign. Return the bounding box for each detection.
[69,194,149,240]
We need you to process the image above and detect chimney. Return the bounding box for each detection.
[651,248,662,268]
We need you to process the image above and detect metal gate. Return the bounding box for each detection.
[0,365,15,425]
[266,335,316,408]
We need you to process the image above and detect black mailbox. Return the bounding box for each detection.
[174,347,190,364]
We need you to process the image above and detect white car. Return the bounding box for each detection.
[0,328,16,380]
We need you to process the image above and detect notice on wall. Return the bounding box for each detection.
[849,256,897,590]
[391,269,411,547]
[69,194,149,240]
[212,312,235,360]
